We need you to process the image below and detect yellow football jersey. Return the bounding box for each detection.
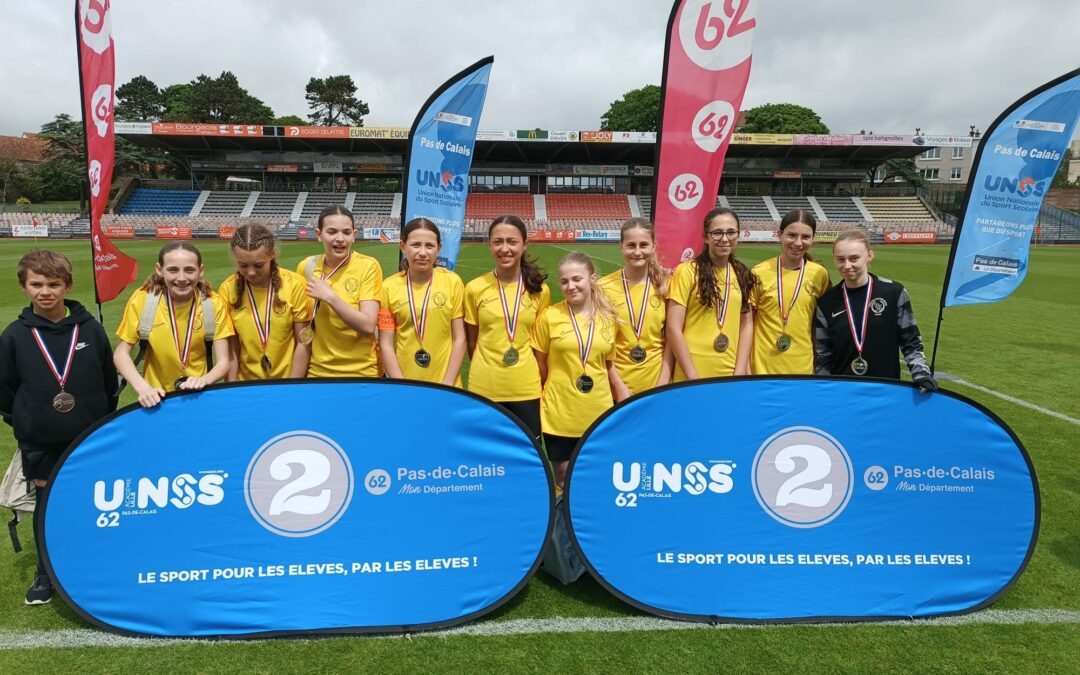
[116,288,235,391]
[464,273,551,402]
[750,257,831,375]
[599,269,666,394]
[668,261,746,381]
[218,269,313,380]
[378,268,464,385]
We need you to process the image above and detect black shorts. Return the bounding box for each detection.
[496,399,541,441]
[542,433,580,463]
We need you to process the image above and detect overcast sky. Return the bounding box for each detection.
[1,1,1078,137]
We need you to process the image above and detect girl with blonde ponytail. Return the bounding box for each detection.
[532,252,630,487]
[219,224,313,380]
[600,218,673,394]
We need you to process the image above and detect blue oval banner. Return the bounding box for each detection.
[43,380,553,637]
[567,378,1039,622]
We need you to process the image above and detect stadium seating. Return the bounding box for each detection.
[636,195,653,219]
[770,196,814,217]
[353,193,395,217]
[815,197,866,222]
[465,193,535,221]
[119,189,200,216]
[859,197,935,222]
[250,193,300,217]
[300,193,348,221]
[725,196,774,221]
[545,195,631,220]
[198,191,250,217]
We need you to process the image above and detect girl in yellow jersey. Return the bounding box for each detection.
[600,218,672,394]
[464,215,551,440]
[378,218,466,385]
[749,209,832,375]
[219,224,313,381]
[113,242,235,408]
[667,208,756,380]
[533,252,631,487]
[295,205,383,377]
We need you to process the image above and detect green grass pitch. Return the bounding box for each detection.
[0,239,1076,670]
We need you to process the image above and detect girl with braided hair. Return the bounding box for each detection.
[666,208,756,380]
[218,224,313,380]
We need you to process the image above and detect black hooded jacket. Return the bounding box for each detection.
[0,300,119,476]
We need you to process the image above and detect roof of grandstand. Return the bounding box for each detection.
[116,123,934,169]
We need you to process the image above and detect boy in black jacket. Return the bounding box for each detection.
[0,250,119,605]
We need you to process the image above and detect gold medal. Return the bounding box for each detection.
[298,326,314,344]
[713,334,729,352]
[629,344,647,363]
[503,347,519,366]
[776,256,806,353]
[496,271,525,367]
[622,271,652,365]
[842,277,875,379]
[776,333,792,352]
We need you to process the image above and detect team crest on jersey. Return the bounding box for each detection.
[871,298,887,315]
[521,295,534,309]
[273,302,288,316]
[343,278,359,294]
[649,295,663,309]
[433,291,448,307]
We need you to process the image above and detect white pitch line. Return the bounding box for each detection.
[937,371,1080,427]
[1,610,1078,650]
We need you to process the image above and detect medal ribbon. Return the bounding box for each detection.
[496,271,525,345]
[842,276,875,355]
[310,253,353,319]
[568,304,596,373]
[715,264,732,330]
[776,256,806,330]
[165,292,197,373]
[245,282,273,352]
[406,273,433,346]
[31,324,80,391]
[621,271,651,342]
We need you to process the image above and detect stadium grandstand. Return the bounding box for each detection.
[3,123,1077,243]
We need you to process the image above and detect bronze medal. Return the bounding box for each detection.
[503,347,519,366]
[851,357,869,376]
[575,374,594,393]
[415,349,432,368]
[629,344,647,363]
[52,391,75,413]
[260,355,272,374]
[776,333,792,352]
[713,333,729,352]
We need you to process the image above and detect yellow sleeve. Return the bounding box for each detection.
[358,257,383,302]
[449,273,465,320]
[669,263,694,308]
[531,308,551,354]
[115,290,145,345]
[210,293,235,339]
[463,278,481,325]
[377,281,396,332]
[749,263,765,308]
[537,284,552,314]
[289,273,314,323]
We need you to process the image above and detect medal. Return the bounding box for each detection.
[496,270,525,367]
[713,263,732,353]
[842,276,875,377]
[775,256,806,353]
[575,374,594,393]
[245,280,274,377]
[52,391,76,413]
[31,323,80,415]
[304,253,352,344]
[406,271,434,369]
[166,290,198,385]
[174,375,189,391]
[621,271,652,366]
[568,304,597,395]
